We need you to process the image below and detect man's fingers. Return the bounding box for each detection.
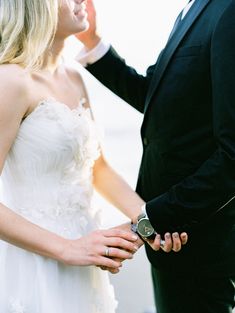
[147,231,188,253]
[180,232,188,245]
[172,232,181,252]
[147,233,172,252]
[161,233,173,252]
[99,266,120,274]
[147,234,161,251]
[107,268,120,274]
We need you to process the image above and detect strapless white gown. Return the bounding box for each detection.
[0,99,117,313]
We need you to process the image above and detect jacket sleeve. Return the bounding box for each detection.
[86,46,156,113]
[146,2,235,235]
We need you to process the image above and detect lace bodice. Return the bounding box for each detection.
[0,98,101,237]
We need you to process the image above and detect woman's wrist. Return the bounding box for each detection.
[37,232,75,264]
[131,203,146,224]
[46,236,71,264]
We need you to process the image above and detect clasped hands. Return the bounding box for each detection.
[98,223,188,274]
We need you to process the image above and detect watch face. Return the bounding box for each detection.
[137,218,155,238]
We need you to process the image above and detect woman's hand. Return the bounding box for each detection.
[60,228,139,271]
[98,223,143,274]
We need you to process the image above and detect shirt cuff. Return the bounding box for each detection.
[76,39,111,67]
[141,203,149,218]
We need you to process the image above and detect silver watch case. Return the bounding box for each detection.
[137,214,155,239]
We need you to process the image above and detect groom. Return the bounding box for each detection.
[76,0,235,312]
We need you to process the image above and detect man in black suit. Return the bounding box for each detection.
[76,0,235,312]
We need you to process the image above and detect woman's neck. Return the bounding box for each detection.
[42,38,65,74]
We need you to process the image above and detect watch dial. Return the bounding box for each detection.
[138,219,155,237]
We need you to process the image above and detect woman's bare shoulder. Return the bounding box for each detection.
[0,63,29,85]
[0,64,30,117]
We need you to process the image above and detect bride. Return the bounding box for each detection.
[0,1,187,312]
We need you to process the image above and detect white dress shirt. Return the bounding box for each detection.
[77,0,195,66]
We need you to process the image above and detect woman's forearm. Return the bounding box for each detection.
[0,202,138,269]
[93,157,144,221]
[0,202,67,261]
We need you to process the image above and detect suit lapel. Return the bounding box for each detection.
[144,0,211,113]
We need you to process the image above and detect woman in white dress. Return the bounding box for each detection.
[0,1,186,312]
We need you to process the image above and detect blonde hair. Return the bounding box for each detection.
[0,0,58,70]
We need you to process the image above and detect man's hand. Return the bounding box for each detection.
[98,223,188,274]
[75,0,101,50]
[146,232,188,253]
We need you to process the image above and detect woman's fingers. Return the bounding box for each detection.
[99,257,123,274]
[104,228,138,242]
[101,228,139,254]
[93,255,122,270]
[83,230,138,265]
[105,237,138,254]
[103,246,134,260]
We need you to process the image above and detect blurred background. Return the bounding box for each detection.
[64,1,187,312]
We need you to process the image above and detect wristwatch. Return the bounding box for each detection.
[132,205,156,240]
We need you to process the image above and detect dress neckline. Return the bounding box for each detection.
[22,97,88,124]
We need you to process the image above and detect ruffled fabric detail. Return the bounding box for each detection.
[15,98,101,224]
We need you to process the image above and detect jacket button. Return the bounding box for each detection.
[143,137,148,146]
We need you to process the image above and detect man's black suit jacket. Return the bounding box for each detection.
[86,0,235,274]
